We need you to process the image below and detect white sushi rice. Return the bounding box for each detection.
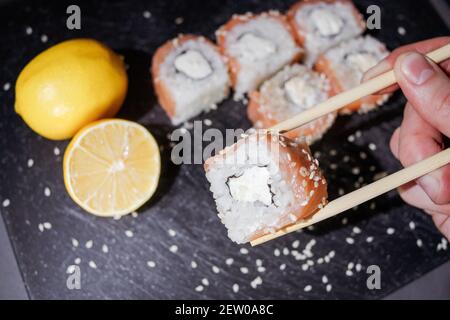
[220,13,301,99]
[253,64,334,144]
[206,134,297,244]
[157,37,230,125]
[292,1,364,66]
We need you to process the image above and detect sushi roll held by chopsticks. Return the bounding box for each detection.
[204,131,327,244]
[216,11,302,100]
[287,0,365,66]
[315,35,390,114]
[152,34,230,125]
[248,64,335,145]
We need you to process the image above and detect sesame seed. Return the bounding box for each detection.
[416,239,423,247]
[44,187,51,197]
[195,285,204,292]
[283,247,290,255]
[169,245,178,253]
[43,222,51,229]
[38,223,44,232]
[341,217,348,225]
[3,82,11,91]
[27,159,34,168]
[71,238,79,247]
[202,278,209,286]
[25,26,33,35]
[366,236,374,243]
[88,261,97,269]
[355,263,362,272]
[386,228,395,235]
[348,262,354,269]
[326,284,332,292]
[147,261,156,268]
[125,230,134,237]
[232,284,239,293]
[212,266,220,274]
[102,244,108,253]
[41,34,48,43]
[53,147,60,156]
[85,240,93,249]
[74,258,81,264]
[346,237,355,244]
[322,275,328,284]
[191,261,197,269]
[345,270,353,276]
[409,221,415,230]
[175,17,184,25]
[250,276,262,288]
[292,240,300,249]
[397,26,406,35]
[352,226,361,234]
[240,248,249,255]
[304,285,312,292]
[274,249,280,256]
[143,11,151,18]
[131,211,138,218]
[280,263,286,271]
[225,258,234,266]
[2,199,10,207]
[347,134,355,142]
[240,267,249,274]
[67,265,76,273]
[368,143,377,151]
[168,229,176,237]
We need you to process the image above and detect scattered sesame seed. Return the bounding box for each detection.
[368,143,377,151]
[386,228,395,235]
[53,147,60,156]
[341,217,348,225]
[409,221,415,230]
[43,222,51,229]
[225,258,234,266]
[292,240,300,249]
[71,238,79,247]
[346,237,355,244]
[355,263,362,272]
[44,187,51,197]
[351,167,360,175]
[366,236,374,243]
[301,264,308,271]
[322,275,328,284]
[202,278,209,286]
[169,245,178,253]
[27,158,34,168]
[38,223,44,232]
[41,34,48,43]
[25,26,33,35]
[257,266,266,273]
[204,119,212,126]
[345,270,353,276]
[280,263,286,271]
[131,211,138,218]
[168,229,176,237]
[397,26,406,35]
[232,283,239,293]
[191,261,197,269]
[240,267,249,274]
[274,249,280,257]
[212,266,220,274]
[304,285,312,292]
[143,11,151,18]
[416,239,423,248]
[240,248,249,255]
[146,260,156,268]
[195,285,204,292]
[102,244,108,253]
[348,262,354,269]
[88,261,97,269]
[2,199,10,207]
[352,226,361,234]
[175,17,184,25]
[3,82,11,91]
[250,276,262,289]
[74,258,81,264]
[326,284,332,292]
[125,230,134,237]
[67,265,76,273]
[85,240,93,249]
[347,134,355,142]
[283,247,290,255]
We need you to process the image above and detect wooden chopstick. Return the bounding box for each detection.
[270,43,450,133]
[251,148,450,246]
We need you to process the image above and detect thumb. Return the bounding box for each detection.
[394,52,450,137]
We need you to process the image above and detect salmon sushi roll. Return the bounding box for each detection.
[315,35,390,114]
[248,64,336,145]
[287,0,365,66]
[204,131,327,244]
[152,34,230,125]
[216,11,302,100]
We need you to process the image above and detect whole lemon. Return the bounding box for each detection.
[15,38,128,140]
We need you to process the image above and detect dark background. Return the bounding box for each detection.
[0,0,449,299]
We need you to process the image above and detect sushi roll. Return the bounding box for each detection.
[248,64,336,145]
[216,11,302,100]
[315,35,390,114]
[287,0,365,66]
[152,34,230,125]
[204,131,327,244]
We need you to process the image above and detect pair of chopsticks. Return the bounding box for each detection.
[251,43,450,246]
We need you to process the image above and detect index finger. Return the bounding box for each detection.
[361,36,450,94]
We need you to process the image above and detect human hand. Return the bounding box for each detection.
[362,37,450,240]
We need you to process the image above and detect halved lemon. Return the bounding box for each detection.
[63,119,161,217]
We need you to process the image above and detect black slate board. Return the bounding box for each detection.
[0,0,449,299]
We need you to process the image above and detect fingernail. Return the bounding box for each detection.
[361,59,390,83]
[400,52,435,85]
[418,174,439,199]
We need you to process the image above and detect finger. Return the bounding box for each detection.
[398,182,450,215]
[361,36,450,94]
[394,52,450,137]
[431,212,450,241]
[390,127,400,158]
[396,103,450,204]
